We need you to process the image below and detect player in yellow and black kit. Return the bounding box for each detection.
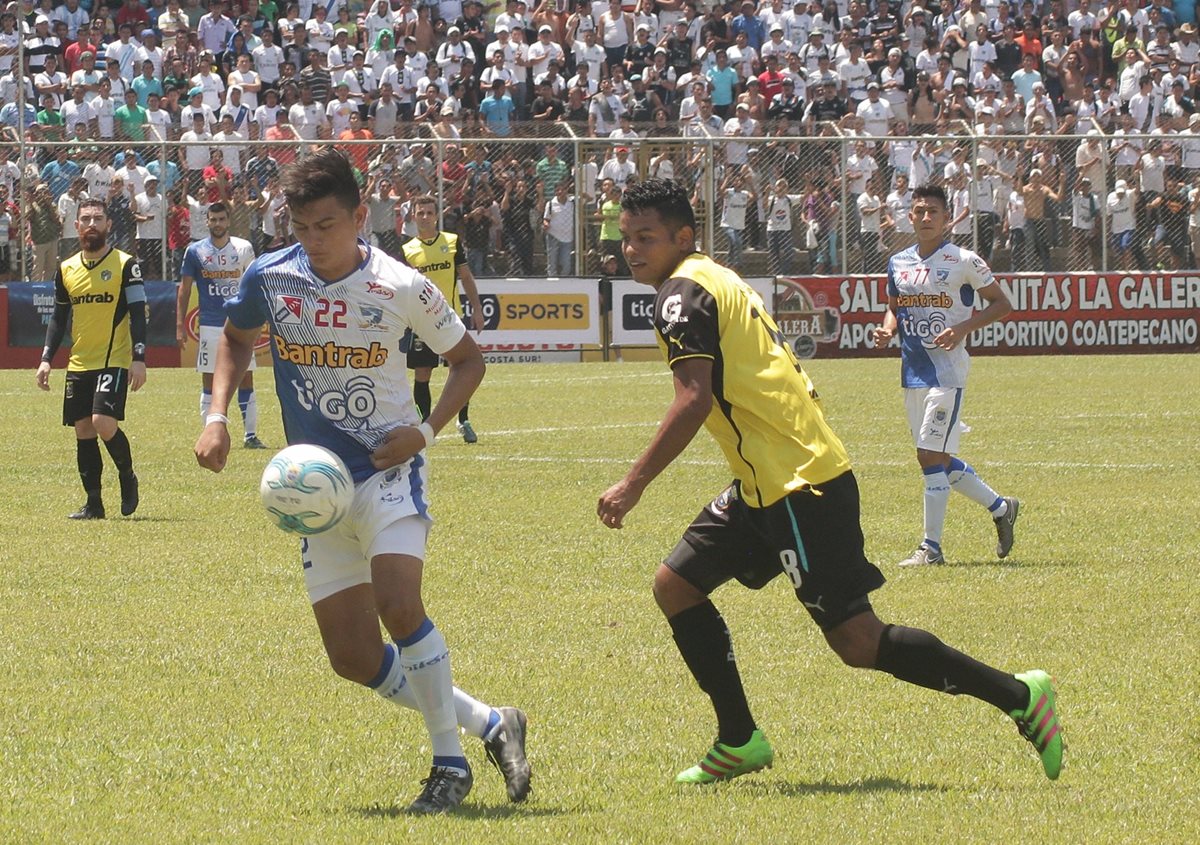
[36,198,147,520]
[597,180,1064,785]
[401,195,485,443]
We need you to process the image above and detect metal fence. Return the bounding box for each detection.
[4,130,1194,284]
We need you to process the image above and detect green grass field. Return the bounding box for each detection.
[2,354,1197,844]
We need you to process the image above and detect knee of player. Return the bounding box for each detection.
[823,614,885,669]
[325,644,383,685]
[375,592,426,638]
[92,415,119,439]
[652,564,703,617]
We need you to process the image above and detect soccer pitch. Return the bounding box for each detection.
[2,355,1197,844]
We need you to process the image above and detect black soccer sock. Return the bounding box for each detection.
[458,402,470,424]
[874,624,1028,714]
[76,437,103,503]
[668,601,757,747]
[413,380,432,420]
[102,428,134,476]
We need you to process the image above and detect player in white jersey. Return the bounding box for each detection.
[194,151,530,814]
[176,203,264,447]
[871,184,1020,568]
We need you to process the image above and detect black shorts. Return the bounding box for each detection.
[664,471,886,631]
[63,367,129,426]
[403,331,441,370]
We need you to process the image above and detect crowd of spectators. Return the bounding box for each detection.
[3,0,1200,281]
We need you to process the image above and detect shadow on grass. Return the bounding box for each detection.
[937,558,1081,569]
[352,801,573,821]
[734,775,951,798]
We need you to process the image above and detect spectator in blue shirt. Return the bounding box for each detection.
[479,79,516,136]
[0,100,38,134]
[706,50,739,118]
[131,60,164,107]
[731,1,767,51]
[40,149,82,200]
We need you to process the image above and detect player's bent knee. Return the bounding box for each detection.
[92,415,118,439]
[325,643,382,685]
[824,612,885,669]
[375,593,427,640]
[653,565,705,617]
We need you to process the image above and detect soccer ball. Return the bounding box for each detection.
[260,444,354,536]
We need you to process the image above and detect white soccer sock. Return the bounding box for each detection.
[370,643,498,739]
[200,389,212,423]
[947,457,1007,516]
[922,466,951,551]
[397,619,465,766]
[239,389,258,438]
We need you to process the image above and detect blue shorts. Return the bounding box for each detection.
[1111,230,1134,252]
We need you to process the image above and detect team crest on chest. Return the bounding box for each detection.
[100,270,112,281]
[274,294,303,324]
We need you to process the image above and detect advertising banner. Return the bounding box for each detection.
[7,281,178,347]
[467,278,601,347]
[610,277,776,346]
[774,273,1200,358]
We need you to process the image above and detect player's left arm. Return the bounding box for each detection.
[123,258,148,391]
[455,239,485,332]
[598,357,713,529]
[935,272,1012,351]
[371,334,485,470]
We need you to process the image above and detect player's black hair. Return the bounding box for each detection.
[207,201,229,216]
[76,197,107,219]
[620,178,695,235]
[912,183,949,210]
[279,148,361,213]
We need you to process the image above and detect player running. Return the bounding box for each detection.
[194,151,530,814]
[597,179,1063,786]
[872,184,1020,567]
[36,198,145,520]
[401,195,485,443]
[177,202,266,448]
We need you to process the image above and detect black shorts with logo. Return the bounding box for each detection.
[63,367,129,426]
[664,471,886,631]
[402,330,441,370]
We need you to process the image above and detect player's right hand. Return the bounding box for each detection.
[176,326,186,347]
[871,326,895,348]
[35,362,50,391]
[195,423,231,473]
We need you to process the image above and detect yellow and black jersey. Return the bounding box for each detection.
[401,232,465,312]
[653,253,851,507]
[54,248,145,371]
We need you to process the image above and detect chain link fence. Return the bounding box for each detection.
[6,131,1198,283]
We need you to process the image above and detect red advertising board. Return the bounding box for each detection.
[775,273,1200,357]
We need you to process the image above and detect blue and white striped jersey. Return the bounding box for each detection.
[886,240,994,389]
[181,236,256,328]
[225,241,466,482]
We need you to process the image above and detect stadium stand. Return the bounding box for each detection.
[1,0,1198,281]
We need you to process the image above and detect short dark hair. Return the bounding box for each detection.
[912,183,949,209]
[620,178,695,234]
[208,201,229,216]
[279,148,360,212]
[77,197,107,219]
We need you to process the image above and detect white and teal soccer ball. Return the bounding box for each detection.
[259,444,354,536]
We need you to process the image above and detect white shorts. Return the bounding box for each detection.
[197,325,256,373]
[905,386,965,454]
[300,458,432,604]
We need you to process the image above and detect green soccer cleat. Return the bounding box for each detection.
[1011,670,1064,780]
[458,420,478,444]
[675,730,774,784]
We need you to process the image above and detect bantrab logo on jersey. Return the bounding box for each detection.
[275,294,303,324]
